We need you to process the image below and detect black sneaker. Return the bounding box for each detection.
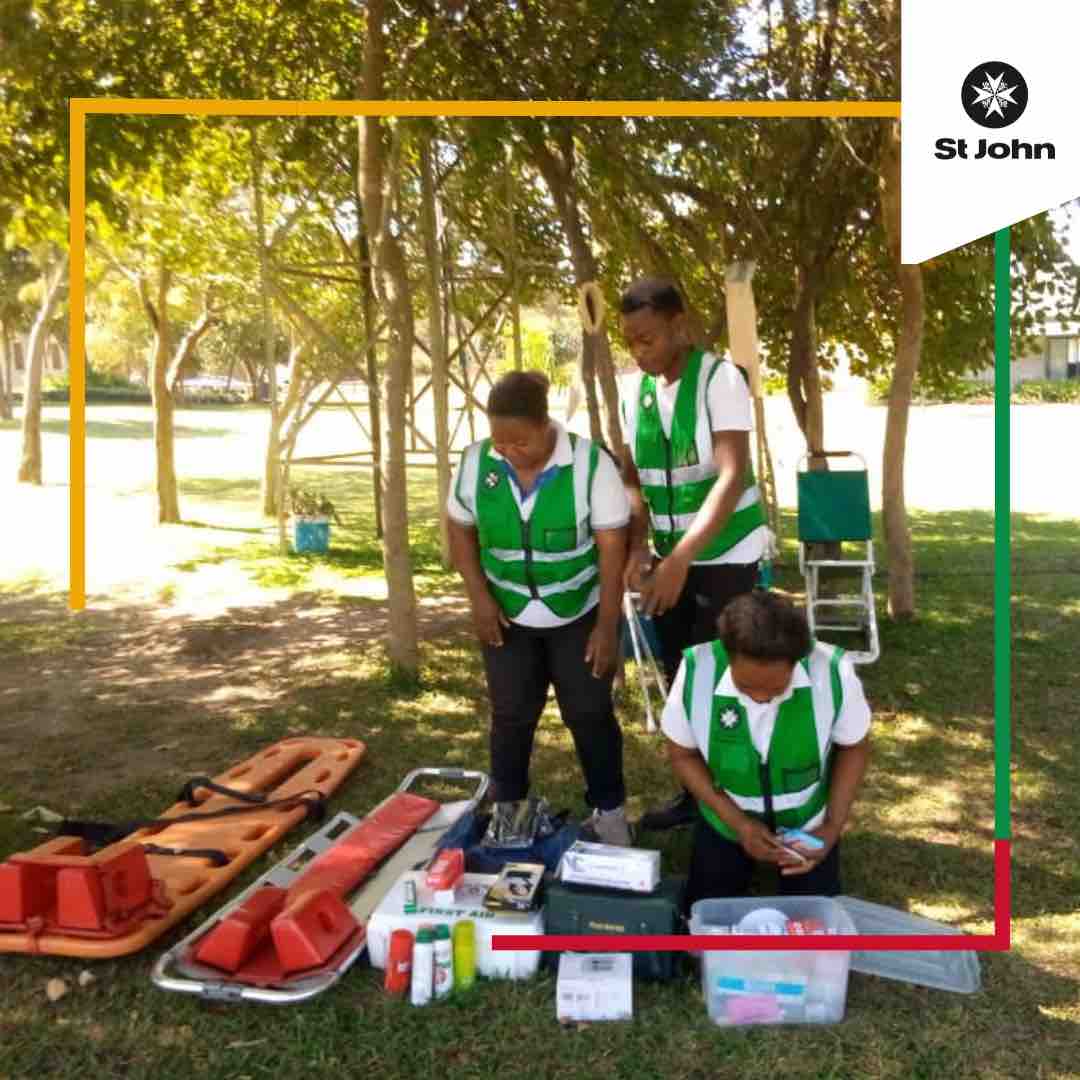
[637,789,698,831]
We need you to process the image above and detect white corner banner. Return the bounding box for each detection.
[901,0,1080,264]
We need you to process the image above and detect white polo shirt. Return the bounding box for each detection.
[447,422,630,628]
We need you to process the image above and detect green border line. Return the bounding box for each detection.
[994,228,1011,841]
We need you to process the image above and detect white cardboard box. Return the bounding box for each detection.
[558,840,661,893]
[367,871,544,980]
[556,953,634,1022]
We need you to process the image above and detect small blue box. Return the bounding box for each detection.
[293,518,330,554]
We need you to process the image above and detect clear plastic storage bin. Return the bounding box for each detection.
[689,896,857,1027]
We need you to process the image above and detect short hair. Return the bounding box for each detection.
[718,590,812,664]
[487,369,550,424]
[619,276,685,317]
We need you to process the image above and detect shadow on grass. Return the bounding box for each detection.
[38,418,232,439]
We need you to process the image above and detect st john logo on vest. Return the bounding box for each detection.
[935,61,1056,161]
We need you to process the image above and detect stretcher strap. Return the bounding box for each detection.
[57,790,327,851]
[142,844,230,867]
[178,777,268,807]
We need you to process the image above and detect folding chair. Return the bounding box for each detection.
[797,451,880,665]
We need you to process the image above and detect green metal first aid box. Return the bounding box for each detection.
[543,876,684,981]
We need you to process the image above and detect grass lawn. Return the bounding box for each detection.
[0,458,1078,1078]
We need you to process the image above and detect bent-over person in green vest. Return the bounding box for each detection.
[446,371,633,845]
[661,590,871,910]
[619,277,768,832]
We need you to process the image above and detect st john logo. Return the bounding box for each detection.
[961,62,1028,129]
[935,60,1054,161]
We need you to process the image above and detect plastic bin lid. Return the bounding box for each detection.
[836,896,982,994]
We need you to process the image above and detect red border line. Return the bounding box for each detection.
[492,840,1011,953]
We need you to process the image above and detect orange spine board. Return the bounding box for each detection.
[0,736,365,957]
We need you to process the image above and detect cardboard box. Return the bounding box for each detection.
[556,952,634,1022]
[558,840,661,893]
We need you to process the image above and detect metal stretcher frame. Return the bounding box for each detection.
[151,767,488,1005]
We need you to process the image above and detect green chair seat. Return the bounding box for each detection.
[797,470,872,543]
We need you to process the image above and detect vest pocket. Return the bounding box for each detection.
[781,761,821,792]
[711,742,754,788]
[543,526,578,551]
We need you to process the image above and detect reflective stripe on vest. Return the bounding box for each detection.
[627,350,765,560]
[459,433,600,620]
[682,639,845,840]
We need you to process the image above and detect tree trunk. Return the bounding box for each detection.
[880,117,924,620]
[239,355,260,400]
[359,0,419,677]
[264,341,305,531]
[146,265,180,523]
[253,129,282,517]
[579,332,604,443]
[17,261,65,484]
[420,131,452,566]
[0,320,13,421]
[359,228,384,539]
[527,127,624,455]
[786,265,824,452]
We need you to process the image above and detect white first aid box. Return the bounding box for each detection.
[556,952,634,1022]
[366,871,544,980]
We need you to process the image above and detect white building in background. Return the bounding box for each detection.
[971,318,1080,387]
[7,334,68,395]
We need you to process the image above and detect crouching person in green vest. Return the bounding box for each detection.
[661,590,871,908]
[446,370,633,845]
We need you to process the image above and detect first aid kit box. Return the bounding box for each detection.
[689,896,856,1027]
[367,871,544,980]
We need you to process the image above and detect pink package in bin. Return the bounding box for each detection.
[726,995,784,1024]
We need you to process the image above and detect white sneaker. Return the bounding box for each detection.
[584,805,632,847]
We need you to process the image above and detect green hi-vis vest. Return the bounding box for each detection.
[456,432,601,621]
[625,349,765,560]
[681,639,846,841]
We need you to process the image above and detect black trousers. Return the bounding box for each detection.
[684,816,842,912]
[654,562,759,684]
[481,606,625,810]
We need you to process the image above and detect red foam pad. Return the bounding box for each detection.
[55,866,107,931]
[194,886,286,973]
[285,849,379,909]
[271,888,359,974]
[98,846,153,917]
[282,792,439,904]
[0,861,56,924]
[335,792,440,866]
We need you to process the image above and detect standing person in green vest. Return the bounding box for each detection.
[619,277,768,831]
[662,589,871,908]
[446,370,633,846]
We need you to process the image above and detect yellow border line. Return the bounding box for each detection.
[74,99,900,118]
[67,97,901,611]
[70,101,87,610]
